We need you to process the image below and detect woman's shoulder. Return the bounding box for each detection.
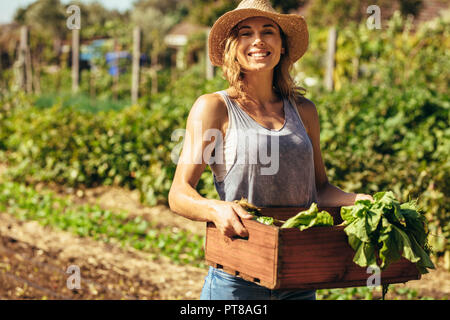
[188,92,228,129]
[291,95,318,133]
[292,94,316,111]
[191,92,227,116]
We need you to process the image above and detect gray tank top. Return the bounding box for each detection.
[210,90,318,207]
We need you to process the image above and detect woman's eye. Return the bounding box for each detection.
[240,31,273,36]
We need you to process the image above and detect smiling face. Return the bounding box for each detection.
[234,16,284,73]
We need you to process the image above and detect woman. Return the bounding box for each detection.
[168,0,373,300]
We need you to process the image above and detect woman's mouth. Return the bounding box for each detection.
[248,51,271,60]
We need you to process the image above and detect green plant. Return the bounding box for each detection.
[281,203,334,230]
[340,191,435,274]
[0,180,206,267]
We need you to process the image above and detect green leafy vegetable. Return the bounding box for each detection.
[280,203,334,230]
[233,198,285,226]
[233,198,262,216]
[255,216,275,225]
[340,191,435,274]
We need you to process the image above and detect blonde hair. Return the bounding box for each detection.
[221,24,306,103]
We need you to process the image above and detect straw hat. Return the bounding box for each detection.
[208,0,309,67]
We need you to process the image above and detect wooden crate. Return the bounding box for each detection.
[204,206,421,290]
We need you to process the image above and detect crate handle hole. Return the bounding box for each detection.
[216,264,223,269]
[235,271,240,276]
[253,278,260,283]
[232,235,249,241]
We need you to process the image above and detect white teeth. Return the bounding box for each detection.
[249,52,270,57]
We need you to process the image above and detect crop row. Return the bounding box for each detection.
[0,181,205,267]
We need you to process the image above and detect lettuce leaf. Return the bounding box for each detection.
[341,191,435,274]
[280,203,334,230]
[255,216,274,225]
[353,240,377,268]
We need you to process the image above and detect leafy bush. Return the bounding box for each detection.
[0,65,225,206]
[307,79,449,262]
[294,11,449,94]
[298,14,450,263]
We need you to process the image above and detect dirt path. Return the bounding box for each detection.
[0,212,208,300]
[0,161,205,236]
[0,163,208,300]
[35,182,206,236]
[393,264,450,298]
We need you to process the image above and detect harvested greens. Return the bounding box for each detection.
[340,191,435,274]
[233,198,261,216]
[280,203,334,230]
[254,216,276,225]
[233,199,334,229]
[233,198,283,226]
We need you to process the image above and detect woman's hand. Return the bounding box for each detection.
[208,199,254,238]
[354,193,374,203]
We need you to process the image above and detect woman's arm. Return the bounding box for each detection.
[168,94,253,237]
[316,182,358,207]
[296,97,373,207]
[316,182,375,206]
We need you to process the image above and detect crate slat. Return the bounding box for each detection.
[205,221,279,287]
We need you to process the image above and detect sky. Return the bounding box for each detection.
[0,0,135,24]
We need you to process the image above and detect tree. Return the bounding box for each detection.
[133,0,188,15]
[305,0,425,28]
[272,0,307,13]
[398,0,424,17]
[73,1,111,28]
[185,0,240,26]
[185,0,307,27]
[14,0,67,62]
[131,0,185,94]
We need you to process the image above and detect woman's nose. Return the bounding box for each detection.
[252,37,265,46]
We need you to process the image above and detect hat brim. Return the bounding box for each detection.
[208,8,309,67]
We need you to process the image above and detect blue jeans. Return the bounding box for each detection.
[200,266,316,300]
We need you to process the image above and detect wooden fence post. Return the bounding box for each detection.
[150,46,160,96]
[131,26,141,105]
[325,26,337,91]
[17,26,28,91]
[205,27,214,80]
[72,28,80,93]
[32,51,41,94]
[25,33,33,93]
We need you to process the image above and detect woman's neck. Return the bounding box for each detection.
[230,78,281,108]
[240,71,278,105]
